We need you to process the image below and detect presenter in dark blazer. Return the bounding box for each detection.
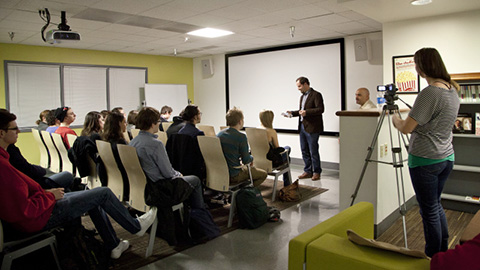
[286,76,325,181]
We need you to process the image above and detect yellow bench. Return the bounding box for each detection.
[288,202,430,270]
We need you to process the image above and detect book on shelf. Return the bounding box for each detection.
[476,112,480,136]
[458,84,480,103]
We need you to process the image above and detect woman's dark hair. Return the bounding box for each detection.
[136,107,160,130]
[46,109,57,126]
[102,112,125,142]
[127,110,138,125]
[0,109,16,130]
[81,111,102,136]
[181,105,200,122]
[414,48,459,90]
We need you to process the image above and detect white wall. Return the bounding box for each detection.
[194,33,383,164]
[383,9,480,107]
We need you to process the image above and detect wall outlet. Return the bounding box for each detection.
[384,143,388,156]
[380,144,384,157]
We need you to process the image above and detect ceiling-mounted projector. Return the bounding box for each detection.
[40,8,80,44]
[45,29,81,44]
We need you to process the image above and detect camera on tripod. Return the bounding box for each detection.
[377,83,398,105]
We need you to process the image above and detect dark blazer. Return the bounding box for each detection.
[292,88,325,133]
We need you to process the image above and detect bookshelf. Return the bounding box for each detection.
[442,72,480,213]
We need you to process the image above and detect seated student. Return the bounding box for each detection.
[3,108,74,190]
[126,110,138,139]
[54,106,77,148]
[130,107,207,245]
[159,105,173,132]
[166,112,187,139]
[259,109,292,186]
[101,112,129,198]
[217,107,267,187]
[112,107,126,118]
[178,105,204,137]
[0,109,157,260]
[81,111,104,141]
[45,109,60,134]
[130,107,204,209]
[35,109,50,131]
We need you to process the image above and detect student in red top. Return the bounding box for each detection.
[0,109,157,259]
[54,106,77,148]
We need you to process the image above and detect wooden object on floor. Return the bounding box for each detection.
[460,210,480,244]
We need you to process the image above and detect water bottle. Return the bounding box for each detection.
[377,92,385,108]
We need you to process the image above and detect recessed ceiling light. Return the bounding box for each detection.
[187,28,233,38]
[410,0,432,5]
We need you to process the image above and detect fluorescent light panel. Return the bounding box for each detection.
[187,28,233,38]
[410,0,432,5]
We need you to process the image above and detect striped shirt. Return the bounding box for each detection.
[408,85,460,160]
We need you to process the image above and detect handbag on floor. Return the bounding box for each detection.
[236,186,269,229]
[278,179,301,202]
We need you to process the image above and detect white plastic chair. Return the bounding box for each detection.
[197,125,216,137]
[31,128,50,168]
[96,141,124,201]
[117,144,183,257]
[245,128,291,202]
[197,136,252,228]
[40,131,61,173]
[51,133,75,175]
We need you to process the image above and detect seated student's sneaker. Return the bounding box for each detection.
[111,240,129,259]
[136,207,157,236]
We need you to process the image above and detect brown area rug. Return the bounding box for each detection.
[82,179,328,270]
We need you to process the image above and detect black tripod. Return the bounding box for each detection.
[350,101,410,248]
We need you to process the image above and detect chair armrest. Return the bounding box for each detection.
[288,202,374,270]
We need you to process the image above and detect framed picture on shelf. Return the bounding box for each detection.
[453,113,473,134]
[392,55,420,93]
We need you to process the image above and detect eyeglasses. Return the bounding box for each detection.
[4,126,19,131]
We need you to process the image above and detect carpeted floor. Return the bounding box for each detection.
[82,179,328,270]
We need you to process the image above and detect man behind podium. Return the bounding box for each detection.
[356,87,377,110]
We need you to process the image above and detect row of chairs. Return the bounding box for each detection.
[196,127,291,227]
[31,129,77,176]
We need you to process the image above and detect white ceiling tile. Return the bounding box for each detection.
[65,18,111,30]
[90,0,169,15]
[243,0,309,13]
[0,8,15,19]
[315,0,350,13]
[135,28,180,38]
[337,10,370,21]
[206,4,266,21]
[96,23,150,34]
[179,13,233,28]
[270,4,331,20]
[139,4,198,21]
[303,13,350,26]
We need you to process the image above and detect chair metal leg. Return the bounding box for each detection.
[272,174,279,202]
[50,240,62,270]
[145,218,158,258]
[228,191,237,228]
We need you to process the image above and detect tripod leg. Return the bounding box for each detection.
[350,109,387,206]
[386,110,409,248]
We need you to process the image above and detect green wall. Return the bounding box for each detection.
[0,43,194,164]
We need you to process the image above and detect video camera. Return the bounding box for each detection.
[377,83,398,105]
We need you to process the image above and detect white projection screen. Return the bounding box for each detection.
[226,39,345,135]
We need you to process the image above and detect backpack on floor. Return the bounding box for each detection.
[189,207,220,243]
[55,225,110,270]
[235,186,269,229]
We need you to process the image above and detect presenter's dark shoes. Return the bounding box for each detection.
[312,173,321,181]
[298,172,313,179]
